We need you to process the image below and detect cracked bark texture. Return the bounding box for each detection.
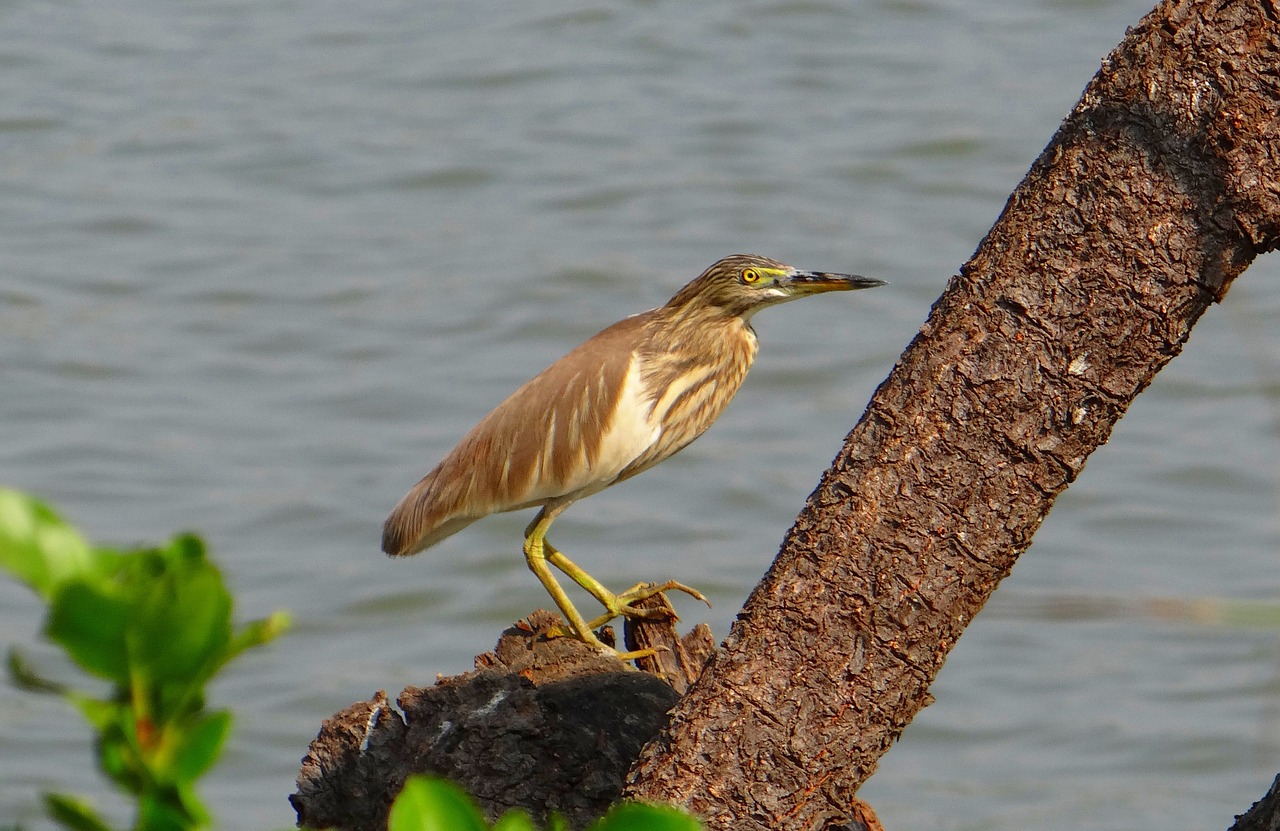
[624,1,1280,828]
[292,612,690,830]
[1231,774,1280,831]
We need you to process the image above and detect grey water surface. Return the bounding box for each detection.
[3,1,1279,829]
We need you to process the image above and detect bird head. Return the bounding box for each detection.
[667,254,886,320]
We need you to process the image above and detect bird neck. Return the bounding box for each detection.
[642,303,759,374]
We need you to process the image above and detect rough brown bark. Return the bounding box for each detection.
[624,593,718,695]
[623,0,1280,827]
[291,610,881,830]
[1231,774,1280,831]
[291,604,882,830]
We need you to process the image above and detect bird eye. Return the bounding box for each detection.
[741,268,760,284]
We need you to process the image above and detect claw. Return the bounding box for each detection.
[619,580,711,609]
[577,580,712,632]
[528,530,710,652]
[541,620,662,663]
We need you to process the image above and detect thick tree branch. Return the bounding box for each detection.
[1230,773,1280,831]
[624,1,1280,827]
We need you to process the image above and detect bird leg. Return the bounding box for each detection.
[541,545,711,628]
[522,505,607,649]
[524,505,709,655]
[577,579,710,632]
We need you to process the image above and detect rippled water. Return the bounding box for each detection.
[3,1,1279,829]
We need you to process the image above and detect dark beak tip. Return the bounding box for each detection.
[828,274,888,291]
[787,270,886,292]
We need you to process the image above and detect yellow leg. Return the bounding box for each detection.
[522,504,604,648]
[543,543,709,629]
[523,502,711,656]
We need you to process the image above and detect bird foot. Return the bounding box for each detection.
[582,580,711,631]
[539,620,663,663]
[618,579,711,612]
[540,580,710,656]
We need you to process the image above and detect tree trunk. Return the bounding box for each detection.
[1230,773,1280,831]
[623,0,1280,828]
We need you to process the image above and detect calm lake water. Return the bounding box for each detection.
[3,1,1279,829]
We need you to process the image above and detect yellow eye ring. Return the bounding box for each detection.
[742,268,760,284]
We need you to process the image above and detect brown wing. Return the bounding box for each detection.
[382,312,652,557]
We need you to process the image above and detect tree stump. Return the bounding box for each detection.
[291,608,718,830]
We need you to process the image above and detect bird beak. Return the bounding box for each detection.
[783,270,888,295]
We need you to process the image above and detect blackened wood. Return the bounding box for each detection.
[292,611,680,830]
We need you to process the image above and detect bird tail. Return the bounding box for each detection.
[382,470,478,557]
[382,470,435,556]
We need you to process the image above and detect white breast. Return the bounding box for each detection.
[539,354,660,503]
[583,355,661,488]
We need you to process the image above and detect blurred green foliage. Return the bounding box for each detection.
[388,776,703,831]
[0,487,289,831]
[1,488,698,830]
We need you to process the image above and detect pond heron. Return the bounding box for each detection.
[383,254,885,652]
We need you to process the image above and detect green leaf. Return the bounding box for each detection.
[389,776,488,831]
[46,579,132,683]
[587,802,704,831]
[0,489,101,597]
[126,540,231,684]
[136,794,196,831]
[8,647,66,694]
[77,699,143,790]
[492,810,538,831]
[4,489,285,831]
[97,734,141,792]
[171,780,214,830]
[224,610,290,664]
[170,709,233,781]
[165,532,205,564]
[43,792,114,831]
[67,694,122,734]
